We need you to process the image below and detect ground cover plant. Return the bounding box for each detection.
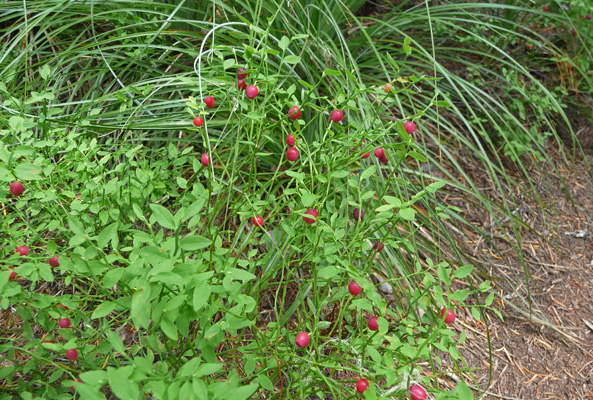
[1,0,591,399]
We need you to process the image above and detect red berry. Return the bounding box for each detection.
[362,152,371,159]
[286,147,299,162]
[348,280,362,296]
[9,268,17,280]
[59,318,71,329]
[356,378,369,394]
[204,96,215,108]
[379,155,389,164]
[330,110,344,123]
[49,256,59,267]
[373,242,384,252]
[288,106,301,120]
[588,14,592,20]
[70,378,83,393]
[16,245,29,256]
[201,153,209,167]
[441,308,456,324]
[410,384,427,400]
[286,134,296,147]
[10,182,24,196]
[303,208,318,224]
[404,121,416,134]
[57,303,68,310]
[374,147,384,158]
[237,79,247,91]
[76,194,81,200]
[572,29,577,36]
[295,331,310,348]
[543,5,549,11]
[65,348,78,361]
[252,216,264,227]
[353,208,364,221]
[237,67,248,80]
[368,316,379,331]
[245,85,258,99]
[193,116,204,128]
[527,44,533,49]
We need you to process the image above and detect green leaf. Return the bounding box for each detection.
[361,165,376,181]
[103,268,124,288]
[91,301,116,319]
[301,192,316,207]
[279,36,290,51]
[15,163,42,180]
[180,234,212,251]
[457,381,475,400]
[485,292,494,306]
[79,370,108,385]
[259,374,274,391]
[284,55,301,64]
[471,307,481,321]
[149,204,176,230]
[195,363,223,378]
[193,282,211,312]
[331,170,349,179]
[178,357,201,377]
[403,37,412,55]
[453,265,473,279]
[97,222,118,248]
[426,181,447,194]
[107,330,126,354]
[161,319,178,341]
[39,64,51,80]
[367,346,382,363]
[67,215,86,237]
[131,289,151,329]
[107,367,139,400]
[451,289,469,302]
[323,69,342,76]
[318,266,340,279]
[398,208,416,221]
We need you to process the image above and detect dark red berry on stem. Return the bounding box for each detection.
[303,209,318,224]
[543,5,549,11]
[362,152,371,159]
[193,116,204,128]
[16,246,29,256]
[58,318,71,329]
[10,182,24,196]
[49,256,59,267]
[373,242,384,252]
[237,79,247,91]
[368,316,379,331]
[441,308,455,324]
[410,384,427,400]
[245,85,259,99]
[286,134,296,147]
[404,121,416,134]
[374,147,384,158]
[527,44,533,49]
[286,147,299,162]
[252,216,264,227]
[348,280,362,296]
[295,332,310,348]
[201,153,209,167]
[330,110,344,123]
[587,14,592,20]
[204,96,215,108]
[9,268,17,280]
[379,155,389,164]
[572,29,577,36]
[57,303,68,310]
[237,67,247,80]
[288,106,301,120]
[356,379,369,394]
[353,208,364,221]
[65,349,78,361]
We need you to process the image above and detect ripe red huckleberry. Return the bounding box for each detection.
[330,110,344,123]
[441,308,456,324]
[204,96,215,108]
[59,318,71,329]
[10,182,24,196]
[368,316,379,331]
[16,245,29,256]
[252,215,264,227]
[286,134,296,147]
[288,106,302,120]
[49,256,59,267]
[57,303,68,310]
[193,116,204,128]
[237,79,247,91]
[295,332,310,348]
[379,155,389,164]
[588,14,592,20]
[66,348,78,361]
[356,378,369,394]
[353,208,364,221]
[238,67,248,80]
[374,147,384,158]
[9,268,17,280]
[303,208,318,224]
[348,280,362,296]
[409,384,427,400]
[404,121,416,134]
[373,242,384,252]
[362,152,371,159]
[245,85,258,99]
[543,5,549,11]
[201,153,209,167]
[286,147,299,162]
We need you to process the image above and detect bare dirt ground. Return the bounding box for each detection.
[437,145,593,399]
